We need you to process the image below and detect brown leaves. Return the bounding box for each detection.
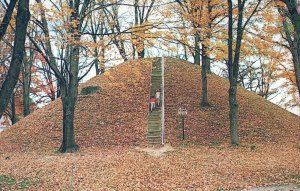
[0,58,300,190]
[164,58,300,146]
[0,145,300,190]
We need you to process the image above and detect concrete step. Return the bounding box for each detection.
[148,120,161,124]
[148,131,161,135]
[147,59,163,145]
[148,130,161,134]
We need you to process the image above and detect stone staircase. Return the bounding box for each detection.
[147,58,163,145]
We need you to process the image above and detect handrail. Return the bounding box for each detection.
[161,57,165,145]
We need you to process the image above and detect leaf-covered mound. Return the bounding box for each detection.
[164,58,300,146]
[0,58,300,190]
[0,57,299,154]
[0,59,152,153]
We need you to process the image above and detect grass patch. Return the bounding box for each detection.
[0,175,40,190]
[0,175,16,185]
[289,174,300,180]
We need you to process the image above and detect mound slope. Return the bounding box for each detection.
[165,58,300,145]
[0,58,299,153]
[0,59,152,153]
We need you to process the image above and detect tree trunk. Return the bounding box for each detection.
[138,47,145,58]
[227,0,239,145]
[0,0,30,119]
[10,93,17,125]
[132,0,139,59]
[293,52,300,97]
[288,2,300,97]
[58,45,79,153]
[59,90,78,152]
[206,60,211,74]
[228,79,239,145]
[283,2,300,97]
[0,0,17,41]
[201,44,209,107]
[22,51,33,117]
[206,0,212,74]
[94,47,101,75]
[194,35,201,65]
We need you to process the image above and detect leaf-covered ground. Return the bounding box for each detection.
[164,58,300,146]
[0,58,299,190]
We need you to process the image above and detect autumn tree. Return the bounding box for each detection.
[173,0,226,107]
[31,0,121,152]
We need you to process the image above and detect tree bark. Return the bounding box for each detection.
[291,51,300,98]
[22,50,33,117]
[194,35,201,65]
[58,45,80,153]
[10,93,17,125]
[0,0,30,119]
[59,83,78,152]
[138,48,145,58]
[0,0,17,41]
[227,0,239,145]
[201,44,210,107]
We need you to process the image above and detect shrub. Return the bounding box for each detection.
[250,144,256,151]
[80,86,101,95]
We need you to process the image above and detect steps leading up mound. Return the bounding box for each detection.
[147,58,162,145]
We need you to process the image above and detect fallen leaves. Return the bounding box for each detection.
[0,58,300,190]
